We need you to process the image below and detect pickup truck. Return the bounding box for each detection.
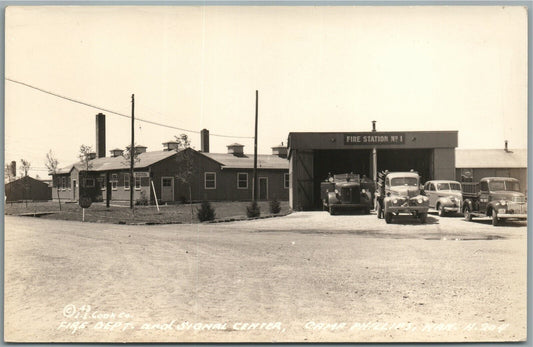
[462,177,527,226]
[380,171,429,224]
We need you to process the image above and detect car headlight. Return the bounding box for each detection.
[417,198,423,204]
[499,200,507,206]
[393,199,398,204]
[361,189,366,194]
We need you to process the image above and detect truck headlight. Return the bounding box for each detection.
[361,189,366,194]
[393,199,398,204]
[417,198,423,204]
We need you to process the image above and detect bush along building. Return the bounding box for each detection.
[50,115,289,204]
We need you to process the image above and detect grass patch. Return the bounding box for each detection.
[4,200,290,224]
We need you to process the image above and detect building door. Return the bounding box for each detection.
[259,177,268,200]
[72,179,77,200]
[161,177,174,202]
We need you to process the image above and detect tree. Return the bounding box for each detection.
[78,145,94,198]
[4,163,15,183]
[173,134,195,222]
[19,159,31,177]
[19,159,31,207]
[45,150,62,211]
[122,144,142,210]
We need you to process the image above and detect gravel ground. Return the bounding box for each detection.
[4,212,527,343]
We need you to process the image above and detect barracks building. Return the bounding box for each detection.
[51,115,289,204]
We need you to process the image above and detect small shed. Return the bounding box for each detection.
[5,176,52,202]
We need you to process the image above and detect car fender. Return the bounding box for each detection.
[436,196,453,208]
[327,192,339,205]
[487,201,505,216]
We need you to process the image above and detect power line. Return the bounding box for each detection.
[6,78,254,139]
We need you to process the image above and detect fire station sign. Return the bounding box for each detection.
[344,132,406,145]
[134,172,149,178]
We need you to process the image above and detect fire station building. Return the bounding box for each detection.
[287,130,458,210]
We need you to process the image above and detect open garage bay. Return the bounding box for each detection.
[4,213,527,343]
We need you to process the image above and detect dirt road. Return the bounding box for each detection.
[4,213,527,342]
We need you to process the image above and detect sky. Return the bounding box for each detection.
[4,5,528,178]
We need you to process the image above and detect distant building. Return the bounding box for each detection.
[455,146,527,193]
[5,176,52,202]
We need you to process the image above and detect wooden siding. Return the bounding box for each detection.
[5,176,52,202]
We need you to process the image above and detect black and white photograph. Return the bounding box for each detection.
[3,4,528,343]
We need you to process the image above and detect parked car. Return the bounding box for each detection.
[462,177,527,226]
[381,171,429,224]
[423,180,463,216]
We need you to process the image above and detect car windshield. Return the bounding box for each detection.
[489,180,520,192]
[390,177,418,186]
[437,183,461,191]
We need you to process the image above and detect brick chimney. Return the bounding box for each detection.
[201,129,209,153]
[227,143,244,157]
[96,113,106,158]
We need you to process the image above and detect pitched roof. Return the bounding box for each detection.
[455,149,527,168]
[201,152,288,170]
[56,150,177,173]
[5,175,50,187]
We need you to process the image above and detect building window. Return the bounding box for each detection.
[62,177,66,190]
[135,176,141,190]
[237,172,248,189]
[284,173,290,189]
[124,173,130,190]
[111,174,118,190]
[86,178,95,188]
[205,172,216,189]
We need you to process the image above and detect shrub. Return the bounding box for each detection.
[269,198,281,214]
[197,200,216,222]
[246,201,261,218]
[135,190,149,206]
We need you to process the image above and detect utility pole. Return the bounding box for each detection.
[372,120,377,182]
[252,90,258,202]
[130,94,135,209]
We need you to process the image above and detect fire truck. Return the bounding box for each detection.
[320,173,374,215]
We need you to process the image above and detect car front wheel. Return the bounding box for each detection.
[492,210,500,226]
[464,205,473,221]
